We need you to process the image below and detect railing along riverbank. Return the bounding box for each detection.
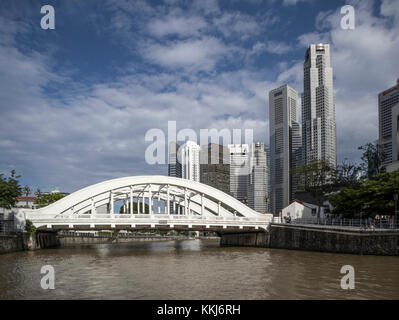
[273,217,399,230]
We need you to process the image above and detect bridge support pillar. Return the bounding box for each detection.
[24,231,60,251]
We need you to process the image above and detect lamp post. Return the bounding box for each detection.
[394,194,398,229]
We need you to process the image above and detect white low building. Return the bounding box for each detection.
[281,200,329,221]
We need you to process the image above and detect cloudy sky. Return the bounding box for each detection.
[0,0,398,192]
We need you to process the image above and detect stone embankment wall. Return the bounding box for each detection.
[0,234,24,254]
[58,235,192,245]
[0,232,59,254]
[1,233,197,254]
[220,224,399,256]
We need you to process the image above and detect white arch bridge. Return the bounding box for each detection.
[20,176,273,233]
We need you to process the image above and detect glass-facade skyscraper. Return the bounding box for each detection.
[269,85,301,215]
[302,44,336,168]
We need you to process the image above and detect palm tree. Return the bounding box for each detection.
[23,185,31,208]
[34,188,42,208]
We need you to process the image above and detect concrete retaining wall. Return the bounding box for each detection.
[0,232,60,254]
[0,235,24,254]
[220,224,399,256]
[220,232,268,247]
[58,235,194,245]
[268,224,399,256]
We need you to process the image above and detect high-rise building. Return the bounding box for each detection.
[264,145,271,212]
[228,144,250,203]
[248,142,269,213]
[269,85,301,215]
[168,142,182,178]
[199,143,230,194]
[390,104,399,172]
[302,43,336,168]
[168,142,182,214]
[378,79,399,171]
[180,141,200,181]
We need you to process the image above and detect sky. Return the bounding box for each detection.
[0,0,398,193]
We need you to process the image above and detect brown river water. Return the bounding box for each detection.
[0,239,398,299]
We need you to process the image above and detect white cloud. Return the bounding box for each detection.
[141,37,231,71]
[380,0,399,25]
[281,0,314,6]
[148,15,208,38]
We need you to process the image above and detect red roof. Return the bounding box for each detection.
[17,196,37,201]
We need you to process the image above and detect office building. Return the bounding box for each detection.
[180,141,200,182]
[302,43,337,168]
[200,143,230,194]
[248,142,269,213]
[269,85,301,215]
[264,145,271,212]
[378,79,399,171]
[168,142,182,178]
[228,144,250,203]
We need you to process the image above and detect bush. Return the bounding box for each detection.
[24,219,37,235]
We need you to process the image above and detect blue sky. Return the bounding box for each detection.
[0,0,398,192]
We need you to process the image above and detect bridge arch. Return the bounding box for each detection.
[22,176,272,231]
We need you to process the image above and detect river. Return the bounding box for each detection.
[0,239,398,299]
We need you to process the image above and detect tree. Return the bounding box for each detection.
[23,185,31,208]
[0,170,22,211]
[119,201,149,214]
[358,142,386,180]
[294,160,336,219]
[329,169,399,218]
[24,219,37,235]
[34,192,66,208]
[34,188,42,208]
[335,159,362,189]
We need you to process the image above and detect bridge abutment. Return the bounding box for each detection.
[24,231,60,251]
[220,231,269,247]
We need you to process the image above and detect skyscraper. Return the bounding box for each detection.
[302,44,336,168]
[228,144,250,203]
[248,142,269,213]
[264,144,271,212]
[199,143,230,194]
[378,79,399,171]
[168,142,182,214]
[168,142,182,178]
[269,85,301,215]
[180,141,200,181]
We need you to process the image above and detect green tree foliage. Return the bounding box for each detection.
[23,185,31,208]
[34,192,66,208]
[329,170,399,218]
[24,219,37,235]
[335,159,362,189]
[0,170,22,210]
[358,142,386,180]
[119,202,149,213]
[294,160,336,219]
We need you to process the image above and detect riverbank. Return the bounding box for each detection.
[0,233,202,254]
[59,234,198,246]
[0,232,59,254]
[220,223,399,256]
[0,234,24,254]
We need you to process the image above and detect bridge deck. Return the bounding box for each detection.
[27,213,271,233]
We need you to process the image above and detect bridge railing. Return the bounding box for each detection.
[25,213,273,229]
[28,213,270,221]
[273,216,399,230]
